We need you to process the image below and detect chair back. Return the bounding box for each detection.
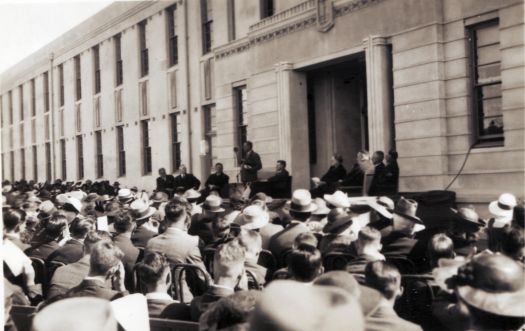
[257,249,277,276]
[172,264,212,303]
[395,274,438,328]
[322,252,355,272]
[136,246,145,263]
[10,305,36,331]
[150,318,199,331]
[202,247,217,275]
[245,269,262,290]
[30,257,47,285]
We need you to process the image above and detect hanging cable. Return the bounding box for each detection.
[445,143,476,191]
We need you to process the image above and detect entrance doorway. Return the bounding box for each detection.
[305,53,368,177]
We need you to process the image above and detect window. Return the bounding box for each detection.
[115,34,123,86]
[468,19,503,144]
[10,151,14,181]
[45,142,51,182]
[115,89,123,122]
[1,154,4,180]
[117,126,126,176]
[141,120,152,174]
[74,56,82,101]
[203,104,216,171]
[169,71,177,109]
[0,96,3,128]
[19,123,24,147]
[9,90,13,124]
[95,131,103,178]
[227,0,236,41]
[139,21,149,77]
[260,0,274,19]
[45,113,50,141]
[20,149,25,180]
[93,45,101,94]
[140,80,148,116]
[43,71,50,112]
[19,85,24,121]
[58,64,64,106]
[59,109,64,137]
[170,113,181,172]
[61,139,66,180]
[234,86,248,161]
[204,58,212,100]
[166,5,178,67]
[201,0,213,54]
[31,79,36,116]
[76,103,82,133]
[32,146,37,181]
[31,119,36,144]
[94,96,101,128]
[77,135,84,179]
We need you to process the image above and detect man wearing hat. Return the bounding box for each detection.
[269,189,317,266]
[117,188,135,205]
[156,167,176,197]
[189,195,225,245]
[173,164,201,192]
[447,207,487,257]
[319,208,354,255]
[378,197,425,261]
[129,199,157,247]
[487,193,518,252]
[204,162,230,198]
[183,189,202,215]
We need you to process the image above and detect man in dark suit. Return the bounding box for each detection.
[136,251,190,320]
[66,240,128,301]
[267,160,289,182]
[346,226,385,274]
[48,231,112,299]
[310,153,346,198]
[47,217,94,265]
[240,141,262,184]
[368,151,387,196]
[156,168,176,197]
[173,164,201,191]
[204,162,230,198]
[25,213,67,260]
[112,213,140,290]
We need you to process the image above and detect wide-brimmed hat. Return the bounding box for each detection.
[288,189,317,213]
[117,189,134,202]
[489,193,517,219]
[183,189,201,201]
[129,199,156,221]
[37,200,56,220]
[68,190,87,202]
[201,195,225,213]
[38,189,52,200]
[456,254,525,318]
[312,198,331,215]
[150,191,169,203]
[451,207,485,228]
[97,194,113,202]
[367,196,394,219]
[323,210,353,234]
[250,192,273,204]
[64,196,82,214]
[393,197,423,224]
[324,191,350,208]
[237,205,270,230]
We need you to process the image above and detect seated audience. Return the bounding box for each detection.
[112,213,140,289]
[287,244,323,284]
[48,230,112,299]
[425,233,455,272]
[500,225,524,262]
[511,201,524,229]
[199,290,260,331]
[191,239,246,321]
[129,199,157,247]
[364,261,423,331]
[341,151,370,187]
[3,209,30,250]
[47,217,94,265]
[25,212,68,260]
[346,226,385,274]
[319,208,354,254]
[66,240,128,300]
[448,206,486,257]
[208,209,240,249]
[267,160,290,182]
[189,195,225,246]
[136,251,190,320]
[238,229,267,286]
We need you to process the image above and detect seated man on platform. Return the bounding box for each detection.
[156,168,176,197]
[251,160,291,198]
[136,251,190,320]
[267,160,290,182]
[310,153,346,198]
[174,164,201,192]
[204,162,230,198]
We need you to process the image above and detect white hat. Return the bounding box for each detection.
[64,196,82,213]
[118,188,134,201]
[55,193,69,205]
[69,190,87,202]
[183,188,201,200]
[129,199,156,221]
[367,196,394,219]
[324,191,350,208]
[237,205,270,230]
[489,193,517,219]
[288,189,317,213]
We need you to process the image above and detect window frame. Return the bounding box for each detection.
[114,34,123,87]
[93,45,101,94]
[141,119,152,175]
[116,125,126,177]
[74,56,82,101]
[95,130,104,178]
[139,20,149,78]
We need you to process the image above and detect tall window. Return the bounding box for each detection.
[77,135,84,179]
[61,139,67,180]
[139,21,149,77]
[93,45,101,94]
[203,104,216,171]
[141,120,152,174]
[10,151,14,181]
[114,34,123,86]
[19,123,24,147]
[20,149,25,180]
[95,131,103,178]
[140,81,148,116]
[59,64,64,106]
[0,96,3,128]
[234,86,248,161]
[468,19,503,144]
[201,0,213,54]
[115,89,123,122]
[260,0,274,19]
[117,126,126,176]
[8,90,13,124]
[31,119,36,144]
[32,146,37,180]
[170,113,181,172]
[74,56,82,101]
[166,5,178,67]
[227,0,236,41]
[19,85,24,121]
[31,79,36,116]
[45,142,51,182]
[43,71,50,112]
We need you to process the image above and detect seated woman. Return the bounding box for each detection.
[311,153,346,198]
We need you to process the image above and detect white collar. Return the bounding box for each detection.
[145,292,175,301]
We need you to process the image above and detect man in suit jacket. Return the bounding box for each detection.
[25,213,68,260]
[240,141,262,184]
[346,227,385,274]
[267,160,290,182]
[146,198,206,268]
[156,168,176,196]
[112,213,140,290]
[47,217,94,265]
[204,163,230,198]
[66,240,128,301]
[3,209,30,251]
[173,164,201,191]
[368,151,388,196]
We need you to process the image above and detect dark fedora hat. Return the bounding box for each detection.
[393,197,423,224]
[323,210,353,234]
[451,207,485,228]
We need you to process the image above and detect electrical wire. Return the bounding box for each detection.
[445,143,476,191]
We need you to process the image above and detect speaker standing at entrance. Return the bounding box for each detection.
[240,141,262,185]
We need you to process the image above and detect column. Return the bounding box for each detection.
[363,35,393,153]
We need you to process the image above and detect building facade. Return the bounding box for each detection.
[1,0,523,214]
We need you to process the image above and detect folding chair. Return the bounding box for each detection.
[246,269,263,290]
[257,249,277,276]
[172,264,212,304]
[30,257,47,286]
[202,247,217,275]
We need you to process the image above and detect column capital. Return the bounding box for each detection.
[362,35,388,48]
[274,62,294,72]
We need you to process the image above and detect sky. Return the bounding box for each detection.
[0,0,114,75]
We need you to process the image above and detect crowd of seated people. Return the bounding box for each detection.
[2,175,525,331]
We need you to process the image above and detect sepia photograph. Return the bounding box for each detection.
[0,0,524,330]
